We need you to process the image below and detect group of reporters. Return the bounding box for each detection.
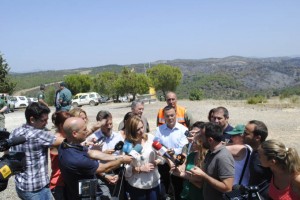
[7,91,300,200]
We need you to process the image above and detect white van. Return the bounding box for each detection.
[71,92,100,107]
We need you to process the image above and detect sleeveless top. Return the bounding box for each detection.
[50,151,64,189]
[233,145,251,186]
[269,176,300,200]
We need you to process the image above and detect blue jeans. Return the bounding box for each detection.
[127,184,160,200]
[16,186,52,200]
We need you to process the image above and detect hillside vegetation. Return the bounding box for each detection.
[10,56,300,99]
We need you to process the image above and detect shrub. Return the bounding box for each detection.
[247,96,267,104]
[189,89,204,101]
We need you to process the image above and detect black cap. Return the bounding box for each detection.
[60,82,67,87]
[40,84,45,90]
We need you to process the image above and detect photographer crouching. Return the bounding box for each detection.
[58,117,132,200]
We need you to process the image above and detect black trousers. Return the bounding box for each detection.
[158,163,183,200]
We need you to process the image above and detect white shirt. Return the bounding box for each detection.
[125,134,160,189]
[154,122,188,155]
[86,130,124,155]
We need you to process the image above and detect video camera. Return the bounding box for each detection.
[223,185,262,200]
[0,130,26,192]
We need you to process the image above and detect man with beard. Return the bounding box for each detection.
[212,106,233,143]
[189,122,235,200]
[243,120,272,199]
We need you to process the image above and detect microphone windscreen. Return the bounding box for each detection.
[152,141,162,150]
[122,140,133,154]
[133,144,143,154]
[7,136,26,147]
[114,141,124,151]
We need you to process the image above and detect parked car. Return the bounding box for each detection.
[28,97,38,104]
[11,96,29,109]
[1,94,15,113]
[99,96,112,104]
[71,92,100,107]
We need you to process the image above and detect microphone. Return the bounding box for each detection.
[152,141,173,160]
[0,136,26,151]
[128,144,143,160]
[114,141,124,151]
[122,140,133,154]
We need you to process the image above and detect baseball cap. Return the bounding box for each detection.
[226,124,245,135]
[60,82,67,87]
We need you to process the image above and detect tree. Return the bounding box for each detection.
[64,74,92,94]
[93,71,118,97]
[146,64,182,96]
[114,67,150,100]
[0,53,16,94]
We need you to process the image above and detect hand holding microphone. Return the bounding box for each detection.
[152,141,185,166]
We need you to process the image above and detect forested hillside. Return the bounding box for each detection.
[10,56,300,99]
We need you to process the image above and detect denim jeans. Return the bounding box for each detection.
[16,186,52,200]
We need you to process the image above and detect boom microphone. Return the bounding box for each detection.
[0,136,26,152]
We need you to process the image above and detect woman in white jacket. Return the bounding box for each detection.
[124,115,161,200]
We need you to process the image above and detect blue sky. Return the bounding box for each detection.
[1,1,299,72]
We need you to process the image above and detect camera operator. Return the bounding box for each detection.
[58,117,132,200]
[8,102,65,200]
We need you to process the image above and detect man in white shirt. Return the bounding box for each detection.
[86,110,124,199]
[155,105,188,200]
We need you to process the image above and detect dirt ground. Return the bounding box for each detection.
[2,99,300,198]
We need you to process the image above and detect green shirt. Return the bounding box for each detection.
[58,88,72,111]
[37,91,45,101]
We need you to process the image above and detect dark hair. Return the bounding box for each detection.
[208,108,215,122]
[96,110,112,121]
[40,84,45,90]
[204,122,223,142]
[25,102,50,123]
[214,107,229,118]
[163,105,175,113]
[53,111,71,130]
[191,121,205,130]
[248,120,268,142]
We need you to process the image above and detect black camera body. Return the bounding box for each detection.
[0,130,26,192]
[223,185,262,200]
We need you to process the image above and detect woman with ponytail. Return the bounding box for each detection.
[258,139,300,200]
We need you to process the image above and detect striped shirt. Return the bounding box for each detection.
[9,124,55,191]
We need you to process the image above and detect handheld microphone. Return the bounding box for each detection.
[152,141,173,160]
[128,144,143,160]
[122,140,133,154]
[114,141,124,151]
[0,136,26,152]
[174,154,186,166]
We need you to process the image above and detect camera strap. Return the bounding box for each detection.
[238,145,251,185]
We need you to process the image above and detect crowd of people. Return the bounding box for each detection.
[6,90,300,200]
